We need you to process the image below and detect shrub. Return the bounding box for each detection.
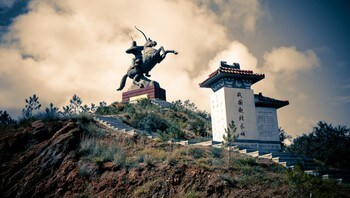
[95,106,118,115]
[210,147,223,158]
[267,164,285,173]
[218,174,237,187]
[229,157,258,170]
[135,113,168,132]
[236,158,258,166]
[289,121,350,168]
[79,136,124,166]
[78,120,105,138]
[44,103,59,120]
[212,158,224,167]
[138,148,166,163]
[189,148,205,159]
[189,121,206,136]
[78,162,96,178]
[166,147,188,166]
[156,130,171,142]
[241,166,264,176]
[285,165,350,197]
[197,159,213,171]
[167,156,178,166]
[124,103,136,115]
[166,124,185,139]
[136,98,152,109]
[113,150,126,168]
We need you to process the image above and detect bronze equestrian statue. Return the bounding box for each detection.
[116,26,178,91]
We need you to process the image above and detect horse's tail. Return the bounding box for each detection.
[116,74,128,91]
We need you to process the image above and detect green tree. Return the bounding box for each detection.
[289,121,350,168]
[45,103,59,119]
[287,164,345,197]
[279,127,292,151]
[69,94,83,114]
[22,94,41,119]
[184,99,197,111]
[99,101,107,107]
[222,120,239,162]
[62,105,73,115]
[90,103,97,113]
[81,104,90,113]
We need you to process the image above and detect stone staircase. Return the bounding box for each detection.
[240,149,350,183]
[237,149,317,170]
[95,115,139,135]
[95,115,161,139]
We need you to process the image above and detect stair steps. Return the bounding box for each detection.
[95,116,143,136]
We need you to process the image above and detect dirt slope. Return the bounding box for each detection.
[0,119,290,197]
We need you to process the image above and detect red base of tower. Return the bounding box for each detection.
[122,85,166,102]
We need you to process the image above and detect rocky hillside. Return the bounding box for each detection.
[1,115,349,197]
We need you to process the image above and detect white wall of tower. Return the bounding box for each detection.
[223,87,258,140]
[210,88,227,142]
[210,87,259,142]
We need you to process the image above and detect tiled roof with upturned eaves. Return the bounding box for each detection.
[199,65,265,88]
[254,93,289,109]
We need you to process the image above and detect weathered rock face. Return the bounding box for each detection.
[0,120,81,197]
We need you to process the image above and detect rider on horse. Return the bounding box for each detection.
[126,40,150,78]
[116,27,177,91]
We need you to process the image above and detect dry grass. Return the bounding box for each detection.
[133,178,162,197]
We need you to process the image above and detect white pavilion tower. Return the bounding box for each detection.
[200,61,289,151]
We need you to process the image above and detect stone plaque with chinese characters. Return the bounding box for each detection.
[256,107,279,141]
[222,87,259,141]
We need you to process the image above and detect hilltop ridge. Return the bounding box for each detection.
[1,100,349,197]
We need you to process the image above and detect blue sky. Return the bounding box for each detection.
[264,0,350,132]
[0,0,349,136]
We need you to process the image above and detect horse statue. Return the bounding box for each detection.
[116,26,178,91]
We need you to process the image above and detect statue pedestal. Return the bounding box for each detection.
[122,85,166,102]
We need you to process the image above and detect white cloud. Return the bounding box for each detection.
[206,41,258,72]
[0,0,231,115]
[263,46,320,74]
[251,46,320,99]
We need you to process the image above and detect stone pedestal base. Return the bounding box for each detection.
[122,85,166,102]
[234,139,281,152]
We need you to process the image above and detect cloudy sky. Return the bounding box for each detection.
[0,0,349,137]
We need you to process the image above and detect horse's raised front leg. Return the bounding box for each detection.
[159,46,178,59]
